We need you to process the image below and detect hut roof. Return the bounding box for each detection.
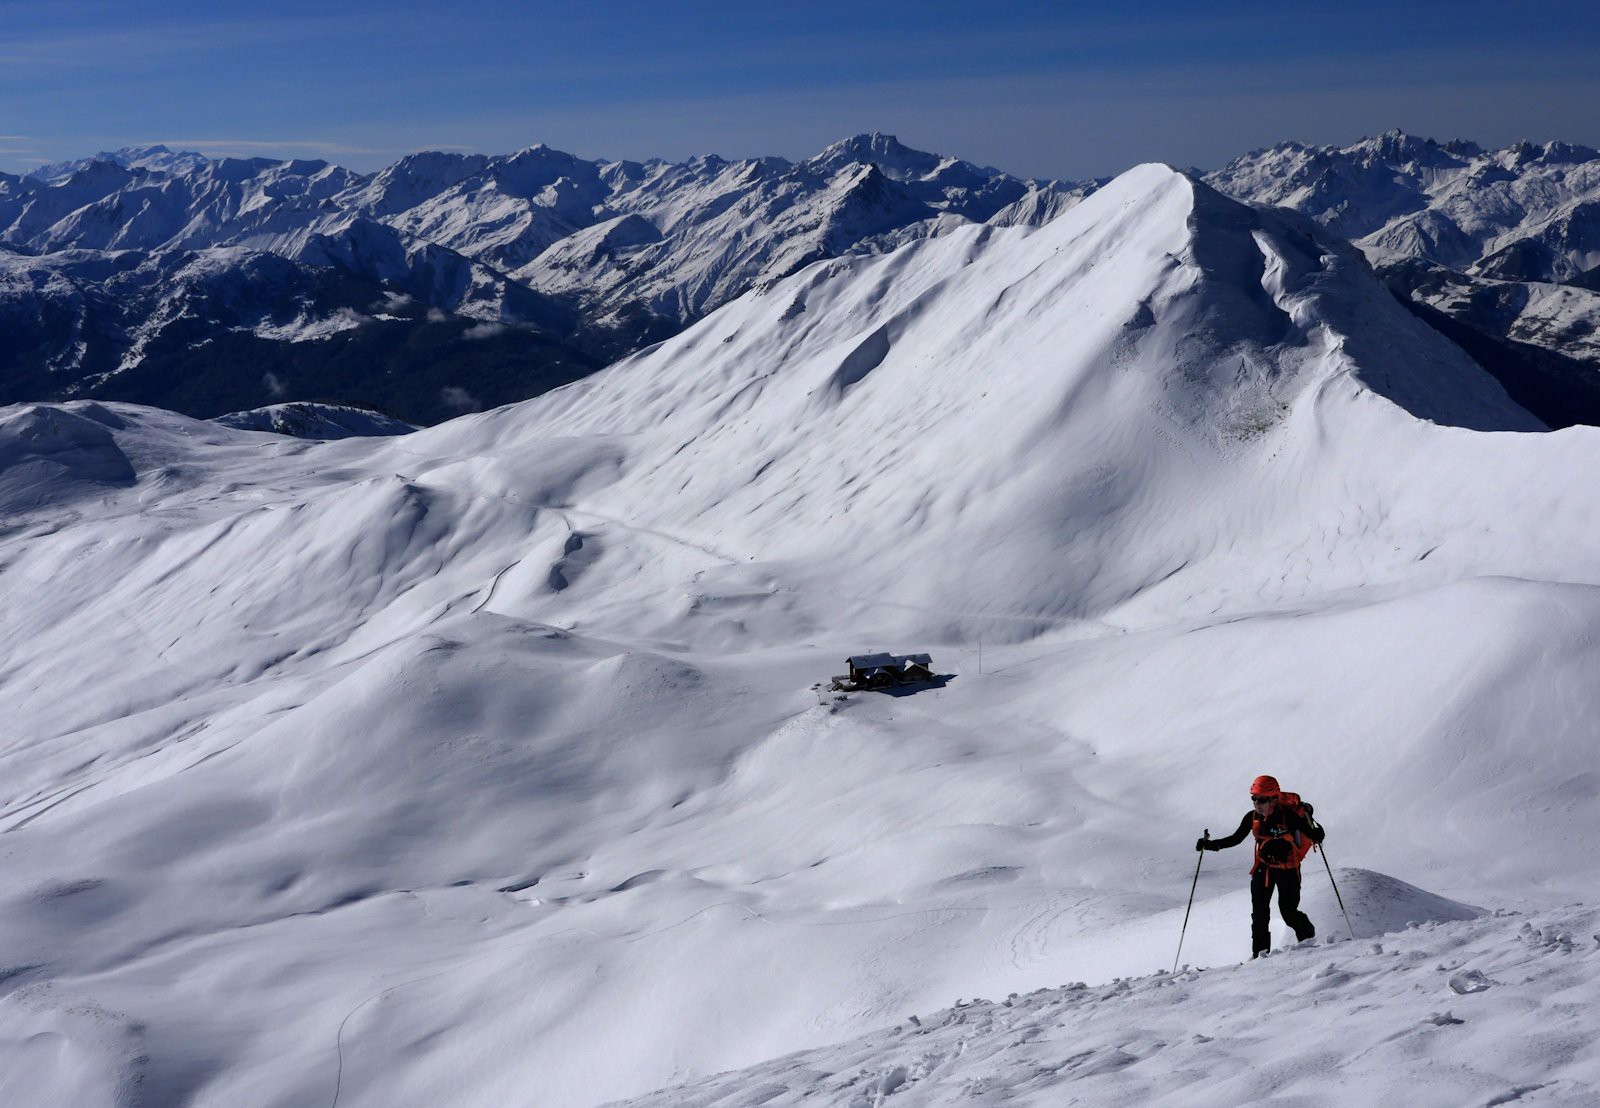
[847,652,932,670]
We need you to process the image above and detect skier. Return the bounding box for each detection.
[1197,774,1325,958]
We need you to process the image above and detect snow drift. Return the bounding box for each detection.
[620,902,1599,1106]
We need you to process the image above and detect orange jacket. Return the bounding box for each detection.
[1205,798,1324,872]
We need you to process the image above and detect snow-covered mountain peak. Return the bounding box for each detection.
[345,151,489,215]
[490,144,604,196]
[1533,138,1600,164]
[434,162,1536,643]
[57,158,141,190]
[28,144,213,184]
[1492,137,1600,170]
[805,131,1002,184]
[527,159,1527,453]
[1349,129,1475,168]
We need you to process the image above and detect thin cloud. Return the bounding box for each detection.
[144,139,484,164]
[149,139,393,156]
[1,14,378,70]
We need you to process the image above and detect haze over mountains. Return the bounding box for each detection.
[5,157,1600,1104]
[8,129,1600,429]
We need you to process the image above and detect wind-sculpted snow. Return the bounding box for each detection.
[2,163,1599,1106]
[616,903,1599,1106]
[0,403,136,511]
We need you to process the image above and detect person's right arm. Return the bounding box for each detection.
[1198,812,1252,851]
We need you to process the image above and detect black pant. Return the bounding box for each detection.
[1251,867,1315,955]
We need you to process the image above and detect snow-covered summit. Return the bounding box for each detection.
[805,132,1000,182]
[441,163,1535,635]
[27,144,214,184]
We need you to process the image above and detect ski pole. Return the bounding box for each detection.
[1173,829,1207,972]
[1319,845,1356,941]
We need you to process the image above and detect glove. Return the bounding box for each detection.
[1196,837,1212,852]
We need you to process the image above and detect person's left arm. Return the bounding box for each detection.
[1296,804,1325,844]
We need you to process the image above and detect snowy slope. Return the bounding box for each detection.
[619,899,1600,1107]
[3,164,1600,1107]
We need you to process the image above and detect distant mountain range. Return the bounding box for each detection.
[0,136,1081,424]
[4,130,1600,428]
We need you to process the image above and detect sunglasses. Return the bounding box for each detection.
[1251,795,1275,805]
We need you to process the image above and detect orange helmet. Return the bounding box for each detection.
[1250,774,1281,798]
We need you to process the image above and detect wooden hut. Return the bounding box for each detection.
[831,652,935,691]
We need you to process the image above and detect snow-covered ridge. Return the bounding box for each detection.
[420,164,1542,631]
[27,143,217,184]
[211,401,416,439]
[618,900,1600,1106]
[11,128,1600,429]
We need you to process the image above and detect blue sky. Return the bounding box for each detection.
[3,0,1598,179]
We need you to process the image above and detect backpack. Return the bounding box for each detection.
[1252,791,1318,870]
